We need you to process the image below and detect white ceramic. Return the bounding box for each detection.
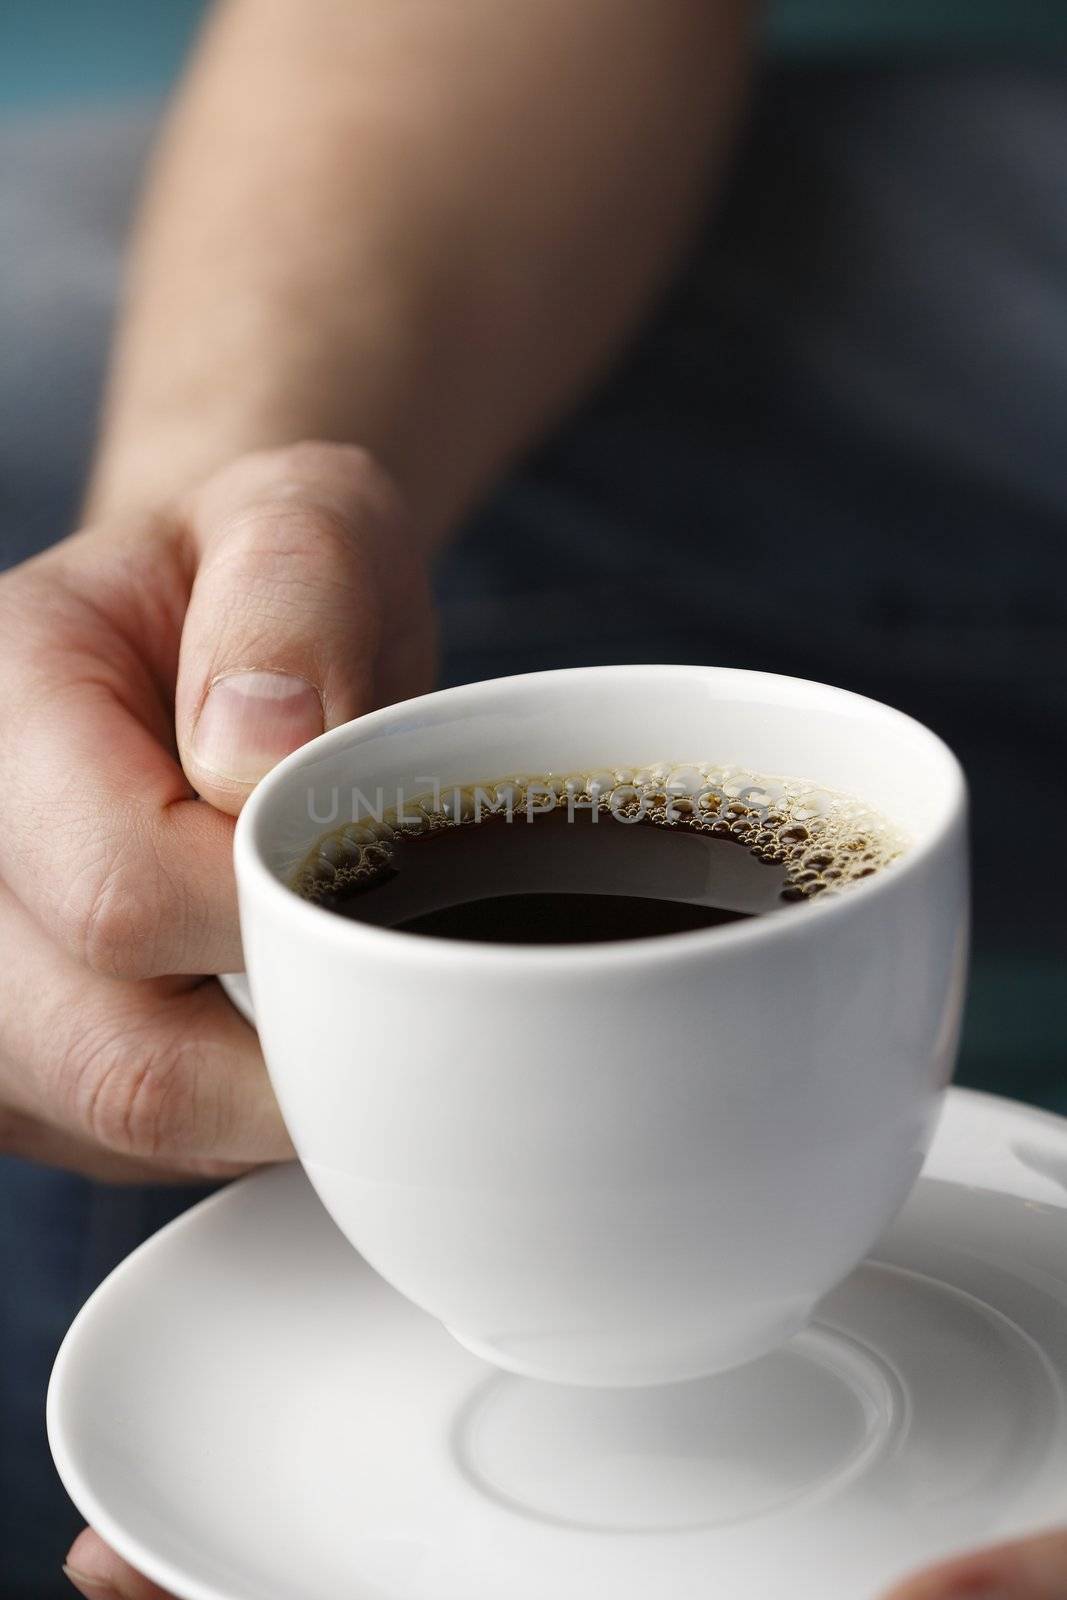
[230,665,968,1385]
[48,1090,1067,1600]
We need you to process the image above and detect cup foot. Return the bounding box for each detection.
[452,1325,900,1532]
[444,1299,815,1388]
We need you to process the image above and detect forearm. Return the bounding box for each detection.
[87,0,754,542]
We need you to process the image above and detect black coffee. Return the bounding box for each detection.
[319,806,787,943]
[295,763,904,946]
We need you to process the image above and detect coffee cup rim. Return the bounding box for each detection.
[234,664,968,972]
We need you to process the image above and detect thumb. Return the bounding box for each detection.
[175,442,433,814]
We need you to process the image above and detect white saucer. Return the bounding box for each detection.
[48,1090,1067,1600]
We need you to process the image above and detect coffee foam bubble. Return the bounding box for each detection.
[292,764,908,907]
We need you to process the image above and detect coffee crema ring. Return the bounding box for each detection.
[292,764,907,909]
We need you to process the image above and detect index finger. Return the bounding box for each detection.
[10,679,242,977]
[0,540,243,977]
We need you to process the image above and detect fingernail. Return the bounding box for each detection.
[62,1563,119,1598]
[192,671,323,784]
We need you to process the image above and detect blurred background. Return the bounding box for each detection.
[1,2,1065,1590]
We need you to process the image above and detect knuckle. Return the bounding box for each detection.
[67,844,169,980]
[219,498,355,568]
[65,1010,212,1161]
[209,504,374,631]
[269,438,377,484]
[203,440,382,516]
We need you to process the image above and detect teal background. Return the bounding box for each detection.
[959,957,1065,1116]
[0,1,205,108]
[3,0,1066,110]
[774,0,1067,54]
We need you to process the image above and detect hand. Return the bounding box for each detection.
[0,440,434,1181]
[64,1532,177,1600]
[0,442,434,1598]
[62,1525,1067,1600]
[881,1529,1067,1599]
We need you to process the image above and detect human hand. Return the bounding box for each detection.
[881,1529,1067,1599]
[62,1524,1067,1600]
[0,441,434,1597]
[0,440,434,1180]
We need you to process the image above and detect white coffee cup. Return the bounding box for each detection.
[231,665,968,1387]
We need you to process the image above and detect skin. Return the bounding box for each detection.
[0,1,1057,1595]
[0,444,431,1181]
[880,1532,1067,1599]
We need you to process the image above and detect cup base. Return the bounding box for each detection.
[451,1325,900,1532]
[444,1300,815,1388]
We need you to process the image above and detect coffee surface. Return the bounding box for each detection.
[293,763,906,946]
[318,806,786,943]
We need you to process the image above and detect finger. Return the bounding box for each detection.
[65,1528,177,1600]
[0,883,291,1169]
[54,978,292,1169]
[881,1529,1067,1599]
[17,685,241,976]
[0,1102,249,1183]
[176,441,434,813]
[0,531,243,977]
